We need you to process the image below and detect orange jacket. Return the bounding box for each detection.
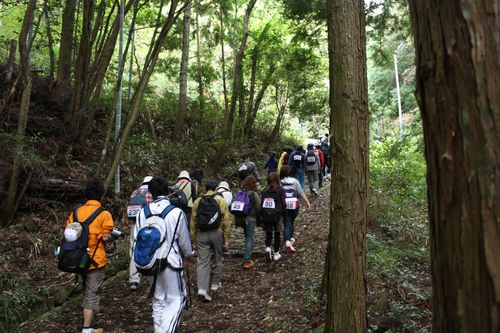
[65,200,114,270]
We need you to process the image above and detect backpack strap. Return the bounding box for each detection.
[72,208,80,223]
[82,207,105,226]
[160,204,176,219]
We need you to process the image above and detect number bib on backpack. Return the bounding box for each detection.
[231,201,245,212]
[293,155,302,161]
[285,197,299,210]
[127,205,142,219]
[307,156,316,163]
[263,197,276,209]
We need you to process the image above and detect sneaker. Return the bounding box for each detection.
[273,252,281,261]
[129,282,138,291]
[290,237,296,245]
[210,282,222,291]
[285,240,296,253]
[265,247,272,262]
[242,260,255,269]
[312,188,318,196]
[197,289,212,302]
[82,329,103,333]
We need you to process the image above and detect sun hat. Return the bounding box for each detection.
[217,181,230,191]
[142,176,153,184]
[177,170,191,181]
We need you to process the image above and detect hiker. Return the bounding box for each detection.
[132,176,192,333]
[62,179,114,333]
[238,153,261,184]
[175,170,197,221]
[216,181,233,207]
[305,143,320,196]
[127,176,154,291]
[190,179,232,302]
[260,172,287,262]
[277,149,288,174]
[287,145,306,189]
[321,134,331,175]
[264,152,278,175]
[314,144,325,188]
[280,165,310,253]
[230,175,261,268]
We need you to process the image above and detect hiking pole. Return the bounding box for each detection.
[185,263,192,309]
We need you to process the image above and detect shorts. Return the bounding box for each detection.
[81,268,106,310]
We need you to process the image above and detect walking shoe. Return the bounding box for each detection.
[265,247,272,262]
[129,282,138,291]
[273,252,281,261]
[285,240,296,253]
[210,282,222,291]
[290,237,296,245]
[197,289,212,302]
[82,329,103,333]
[242,260,255,269]
[312,188,318,196]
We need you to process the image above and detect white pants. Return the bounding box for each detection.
[149,267,187,333]
[129,229,141,284]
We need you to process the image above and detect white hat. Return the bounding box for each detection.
[64,222,82,242]
[217,181,230,191]
[143,176,153,184]
[177,170,191,181]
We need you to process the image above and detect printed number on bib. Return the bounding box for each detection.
[127,205,142,218]
[231,201,245,212]
[285,198,299,210]
[307,156,316,163]
[263,198,276,209]
[293,155,302,161]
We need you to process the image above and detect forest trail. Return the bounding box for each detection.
[19,186,330,333]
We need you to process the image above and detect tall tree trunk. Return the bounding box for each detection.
[43,0,56,81]
[219,3,229,113]
[269,86,287,144]
[409,1,500,332]
[5,39,17,82]
[245,47,258,135]
[104,0,183,190]
[195,0,204,122]
[325,0,369,331]
[175,0,192,136]
[223,0,257,139]
[1,0,38,225]
[57,0,77,83]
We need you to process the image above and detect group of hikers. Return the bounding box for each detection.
[56,135,331,333]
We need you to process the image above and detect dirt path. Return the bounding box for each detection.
[20,187,330,333]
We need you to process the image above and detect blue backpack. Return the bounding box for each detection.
[230,190,252,217]
[133,204,178,276]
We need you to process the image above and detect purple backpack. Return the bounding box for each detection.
[230,190,252,217]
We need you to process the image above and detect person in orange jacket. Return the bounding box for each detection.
[65,179,114,333]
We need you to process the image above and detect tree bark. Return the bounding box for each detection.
[245,63,274,136]
[175,0,192,136]
[57,0,77,83]
[1,0,38,225]
[268,85,287,144]
[195,0,204,122]
[223,0,257,139]
[409,1,500,332]
[43,0,56,81]
[219,3,229,113]
[325,0,369,332]
[5,39,17,82]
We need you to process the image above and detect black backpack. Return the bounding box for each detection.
[197,195,222,231]
[291,153,304,169]
[321,141,330,157]
[306,150,317,165]
[238,162,254,180]
[259,189,283,225]
[57,207,104,273]
[168,185,189,209]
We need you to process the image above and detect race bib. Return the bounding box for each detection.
[263,198,276,209]
[307,156,316,163]
[231,201,245,212]
[285,198,299,210]
[239,164,248,171]
[127,205,142,218]
[293,155,302,161]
